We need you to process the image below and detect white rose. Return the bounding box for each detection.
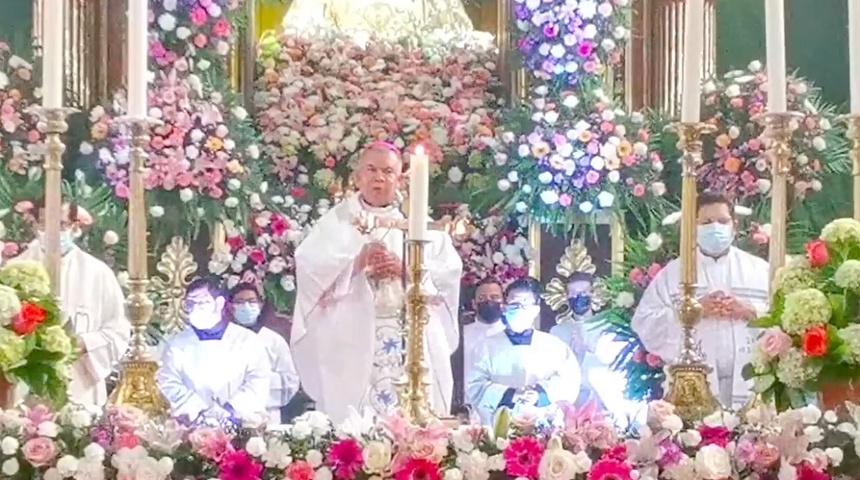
[132,457,166,480]
[227,179,241,191]
[149,206,165,218]
[694,445,731,479]
[803,425,824,443]
[225,197,239,208]
[179,188,194,202]
[1,437,19,455]
[231,106,248,121]
[679,429,702,447]
[1,458,18,476]
[37,421,59,437]
[56,455,79,476]
[443,468,463,480]
[825,447,843,467]
[363,441,392,474]
[176,26,191,40]
[644,232,663,252]
[306,449,324,468]
[448,167,463,184]
[83,442,106,460]
[614,291,635,309]
[103,230,119,246]
[245,437,267,457]
[44,467,63,480]
[539,448,581,480]
[801,405,822,424]
[70,409,94,428]
[314,466,333,480]
[661,414,684,434]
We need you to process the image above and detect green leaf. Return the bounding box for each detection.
[741,363,757,380]
[753,374,776,393]
[828,293,847,327]
[749,314,779,328]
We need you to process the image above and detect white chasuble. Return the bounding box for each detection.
[291,195,462,423]
[14,242,130,406]
[256,326,301,425]
[157,323,271,420]
[630,247,769,408]
[465,330,581,425]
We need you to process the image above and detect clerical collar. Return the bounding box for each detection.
[191,320,229,341]
[358,196,398,215]
[504,327,534,346]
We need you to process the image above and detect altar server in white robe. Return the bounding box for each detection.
[466,277,581,425]
[158,278,270,423]
[13,201,130,407]
[228,282,300,425]
[462,277,506,380]
[631,191,769,409]
[292,142,462,422]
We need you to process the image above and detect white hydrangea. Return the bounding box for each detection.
[775,349,822,388]
[837,324,860,364]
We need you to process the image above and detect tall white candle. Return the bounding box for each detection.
[850,0,860,113]
[408,146,429,241]
[127,0,149,117]
[680,0,704,122]
[41,0,64,108]
[764,0,787,112]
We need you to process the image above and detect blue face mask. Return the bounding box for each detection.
[568,294,591,316]
[233,303,261,326]
[39,230,75,256]
[697,223,734,256]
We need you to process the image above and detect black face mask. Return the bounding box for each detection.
[568,294,591,316]
[476,301,503,323]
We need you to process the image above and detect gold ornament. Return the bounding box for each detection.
[542,239,607,324]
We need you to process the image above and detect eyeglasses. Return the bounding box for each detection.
[232,299,260,307]
[506,301,538,309]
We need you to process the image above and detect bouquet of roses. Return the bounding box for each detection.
[0,261,73,407]
[452,207,530,287]
[0,44,43,185]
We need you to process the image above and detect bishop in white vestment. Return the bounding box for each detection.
[13,202,130,407]
[291,143,462,422]
[158,278,270,423]
[631,193,769,408]
[466,278,581,425]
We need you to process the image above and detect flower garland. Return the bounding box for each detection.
[0,401,858,479]
[696,61,847,205]
[0,261,71,407]
[452,208,531,287]
[254,29,501,205]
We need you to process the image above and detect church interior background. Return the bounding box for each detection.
[2,0,860,477]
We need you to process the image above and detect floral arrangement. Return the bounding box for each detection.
[744,217,860,410]
[208,205,309,313]
[452,208,531,287]
[149,0,243,70]
[695,61,847,205]
[0,44,42,191]
[254,29,501,203]
[1,399,859,479]
[0,261,72,407]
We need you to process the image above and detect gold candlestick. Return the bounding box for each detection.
[662,121,720,422]
[755,112,802,296]
[394,239,434,426]
[841,115,860,221]
[110,118,168,414]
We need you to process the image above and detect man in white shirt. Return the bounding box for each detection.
[14,200,129,407]
[630,191,769,409]
[158,278,270,425]
[466,277,581,425]
[291,142,462,422]
[228,282,300,425]
[462,277,506,380]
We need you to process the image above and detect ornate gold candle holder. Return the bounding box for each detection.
[662,121,720,422]
[840,114,860,221]
[110,117,168,415]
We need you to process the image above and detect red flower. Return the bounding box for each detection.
[394,458,441,480]
[503,436,544,479]
[698,426,732,448]
[805,239,830,268]
[802,326,829,357]
[327,438,364,480]
[226,235,245,252]
[285,460,315,480]
[12,302,47,335]
[588,458,633,480]
[218,450,263,480]
[796,462,831,480]
[248,248,266,265]
[270,214,289,236]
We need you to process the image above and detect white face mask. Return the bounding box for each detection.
[504,305,539,332]
[697,223,734,256]
[38,230,75,255]
[185,295,225,330]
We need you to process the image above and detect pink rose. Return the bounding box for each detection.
[648,400,675,424]
[22,437,58,466]
[759,328,792,359]
[751,442,780,469]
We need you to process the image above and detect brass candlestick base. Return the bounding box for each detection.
[662,122,719,422]
[396,239,434,426]
[841,114,860,221]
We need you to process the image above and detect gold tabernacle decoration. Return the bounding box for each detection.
[150,237,198,334]
[542,240,607,324]
[841,115,860,221]
[111,119,168,414]
[662,121,720,422]
[36,107,74,296]
[754,112,803,295]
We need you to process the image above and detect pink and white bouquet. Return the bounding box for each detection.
[254,30,501,198]
[697,61,844,203]
[149,0,246,70]
[0,44,42,185]
[452,208,530,287]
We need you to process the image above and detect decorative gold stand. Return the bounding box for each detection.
[110,119,168,414]
[542,240,606,323]
[150,237,198,334]
[842,115,860,221]
[662,122,720,422]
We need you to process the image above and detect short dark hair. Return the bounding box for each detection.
[473,276,502,297]
[228,282,261,301]
[504,277,541,303]
[697,191,733,214]
[568,272,594,284]
[186,276,223,298]
[31,197,79,222]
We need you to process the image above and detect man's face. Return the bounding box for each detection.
[230,289,260,312]
[504,288,540,332]
[184,287,224,318]
[354,148,402,207]
[566,279,592,297]
[473,282,503,309]
[36,203,78,234]
[697,202,733,227]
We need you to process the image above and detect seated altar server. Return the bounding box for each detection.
[228,281,300,425]
[466,277,581,425]
[158,277,270,423]
[631,191,769,408]
[291,142,462,422]
[14,200,130,407]
[462,277,506,379]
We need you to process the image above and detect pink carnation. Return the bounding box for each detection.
[327,438,364,480]
[218,450,263,480]
[503,436,544,479]
[588,458,633,480]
